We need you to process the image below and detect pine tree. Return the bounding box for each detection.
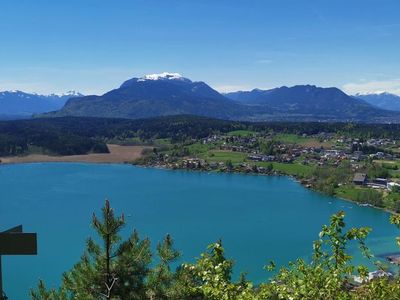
[31,200,152,300]
[146,234,180,299]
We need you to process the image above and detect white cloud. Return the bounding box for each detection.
[342,79,400,96]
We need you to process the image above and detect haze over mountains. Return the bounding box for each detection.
[3,73,400,123]
[224,85,394,120]
[354,92,400,112]
[0,90,82,119]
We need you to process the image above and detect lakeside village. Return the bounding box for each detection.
[137,130,400,213]
[135,129,400,281]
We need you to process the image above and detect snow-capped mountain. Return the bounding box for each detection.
[354,92,400,111]
[0,90,83,118]
[121,72,192,87]
[40,73,400,122]
[138,72,190,82]
[46,73,251,119]
[50,91,83,97]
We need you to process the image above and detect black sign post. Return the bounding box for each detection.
[0,225,37,300]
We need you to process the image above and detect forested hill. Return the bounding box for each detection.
[225,85,400,122]
[3,115,400,157]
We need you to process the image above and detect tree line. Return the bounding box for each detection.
[3,115,400,156]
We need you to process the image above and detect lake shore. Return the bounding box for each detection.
[137,161,399,215]
[1,148,396,215]
[0,144,149,164]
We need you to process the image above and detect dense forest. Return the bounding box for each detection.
[2,115,400,156]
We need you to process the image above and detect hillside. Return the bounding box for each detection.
[225,85,399,122]
[46,73,255,120]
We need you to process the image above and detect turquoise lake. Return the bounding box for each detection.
[0,163,399,299]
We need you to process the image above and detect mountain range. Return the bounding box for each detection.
[354,92,400,111]
[0,90,82,119]
[4,73,400,123]
[46,73,257,120]
[224,85,396,121]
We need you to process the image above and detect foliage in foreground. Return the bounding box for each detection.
[31,201,400,300]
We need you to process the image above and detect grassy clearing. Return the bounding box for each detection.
[195,147,315,176]
[201,150,247,163]
[372,160,400,177]
[154,138,172,145]
[227,130,256,137]
[256,161,314,177]
[335,186,364,200]
[275,134,308,144]
[186,143,214,155]
[373,159,400,167]
[335,185,383,202]
[275,134,333,148]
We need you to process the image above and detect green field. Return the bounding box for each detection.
[256,161,314,177]
[186,143,214,155]
[201,150,247,163]
[373,159,400,168]
[372,160,400,178]
[335,186,365,200]
[193,146,315,176]
[335,185,382,202]
[227,130,256,137]
[154,138,172,145]
[275,133,311,144]
[274,133,334,148]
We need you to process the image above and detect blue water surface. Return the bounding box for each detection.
[0,163,398,299]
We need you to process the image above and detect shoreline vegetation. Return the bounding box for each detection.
[136,160,400,215]
[2,115,400,213]
[1,145,397,215]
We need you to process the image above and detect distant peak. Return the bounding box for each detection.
[291,84,317,89]
[137,72,191,82]
[59,90,83,97]
[0,90,83,97]
[355,91,383,95]
[44,91,82,98]
[63,90,82,96]
[0,90,23,94]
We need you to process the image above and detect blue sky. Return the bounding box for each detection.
[0,0,399,95]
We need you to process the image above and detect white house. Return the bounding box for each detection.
[353,270,393,284]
